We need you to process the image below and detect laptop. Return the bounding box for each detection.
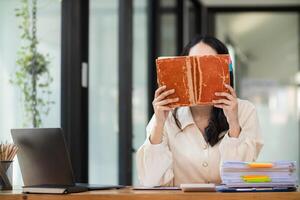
[11,128,124,194]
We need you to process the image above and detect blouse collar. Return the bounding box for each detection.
[176,106,195,130]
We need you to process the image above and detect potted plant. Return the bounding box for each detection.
[11,0,54,128]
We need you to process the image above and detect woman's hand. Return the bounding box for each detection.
[150,86,179,144]
[212,84,241,138]
[152,85,179,125]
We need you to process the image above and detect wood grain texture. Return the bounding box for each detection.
[1,188,300,200]
[0,189,23,200]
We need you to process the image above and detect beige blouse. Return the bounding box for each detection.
[136,99,264,187]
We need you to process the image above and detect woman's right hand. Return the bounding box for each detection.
[150,86,179,144]
[152,85,179,125]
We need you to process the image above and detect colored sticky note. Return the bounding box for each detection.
[243,177,271,183]
[247,163,273,168]
[242,175,269,179]
[242,175,271,183]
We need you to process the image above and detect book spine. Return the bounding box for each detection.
[186,57,195,104]
[196,56,202,103]
[192,57,197,104]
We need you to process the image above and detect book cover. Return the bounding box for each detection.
[156,55,231,107]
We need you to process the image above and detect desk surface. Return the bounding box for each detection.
[1,188,300,200]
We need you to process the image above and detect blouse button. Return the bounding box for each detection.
[203,144,208,149]
[202,162,208,167]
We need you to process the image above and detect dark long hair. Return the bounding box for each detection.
[173,35,234,146]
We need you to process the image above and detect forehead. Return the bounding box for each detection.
[189,42,217,56]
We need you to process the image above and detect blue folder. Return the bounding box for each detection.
[216,185,297,192]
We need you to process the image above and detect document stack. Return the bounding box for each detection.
[218,161,298,192]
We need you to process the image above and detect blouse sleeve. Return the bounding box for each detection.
[136,115,174,187]
[219,100,264,162]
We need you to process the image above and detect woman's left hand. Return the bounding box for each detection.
[212,84,241,138]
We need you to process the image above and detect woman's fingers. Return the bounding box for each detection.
[154,85,167,98]
[155,97,179,106]
[224,84,237,98]
[215,92,234,101]
[155,89,176,102]
[153,86,178,118]
[212,98,231,106]
[214,84,237,108]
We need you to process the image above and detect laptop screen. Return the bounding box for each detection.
[11,128,75,186]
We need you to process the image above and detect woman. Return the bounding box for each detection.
[136,35,264,187]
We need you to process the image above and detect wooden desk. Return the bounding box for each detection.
[1,188,300,200]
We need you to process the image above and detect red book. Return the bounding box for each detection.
[156,55,231,107]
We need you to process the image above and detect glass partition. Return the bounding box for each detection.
[89,0,119,184]
[216,12,300,177]
[132,0,148,185]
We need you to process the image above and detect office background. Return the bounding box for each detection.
[0,0,299,186]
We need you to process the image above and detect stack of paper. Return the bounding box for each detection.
[219,161,298,191]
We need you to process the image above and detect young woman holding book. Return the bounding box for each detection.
[136,35,264,186]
